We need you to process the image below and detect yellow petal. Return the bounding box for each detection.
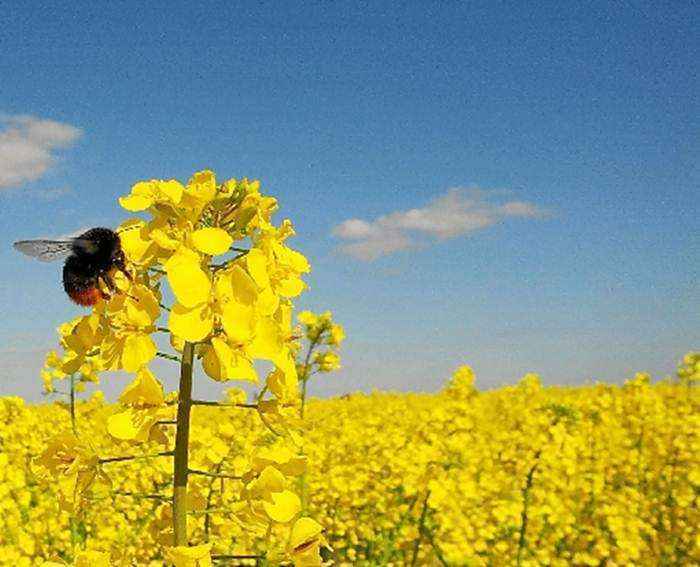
[254,445,306,477]
[286,248,311,273]
[246,248,270,289]
[119,194,153,211]
[150,228,181,250]
[267,365,299,403]
[165,247,211,308]
[247,465,285,496]
[220,301,255,344]
[169,303,213,342]
[191,228,233,256]
[215,265,258,306]
[74,551,112,567]
[256,287,279,316]
[297,311,318,326]
[157,179,185,204]
[263,490,301,523]
[107,408,158,442]
[118,219,154,264]
[201,338,231,382]
[228,355,258,382]
[250,318,283,361]
[164,543,212,567]
[129,285,161,324]
[289,517,324,550]
[184,170,217,206]
[119,367,165,407]
[202,338,257,382]
[276,276,305,298]
[121,333,156,372]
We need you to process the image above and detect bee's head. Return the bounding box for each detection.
[74,227,121,260]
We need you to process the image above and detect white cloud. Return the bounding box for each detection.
[332,187,549,261]
[0,115,82,189]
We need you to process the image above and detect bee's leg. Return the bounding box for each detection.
[101,272,117,295]
[96,280,111,301]
[115,251,133,281]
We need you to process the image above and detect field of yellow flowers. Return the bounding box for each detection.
[1,358,698,566]
[2,170,698,566]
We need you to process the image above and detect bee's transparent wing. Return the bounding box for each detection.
[13,239,76,262]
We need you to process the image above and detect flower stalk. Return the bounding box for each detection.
[173,341,194,546]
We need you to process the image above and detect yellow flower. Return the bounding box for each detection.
[99,283,160,372]
[33,434,110,512]
[444,364,477,399]
[297,311,318,327]
[263,490,302,523]
[289,517,329,566]
[201,336,257,383]
[75,551,111,567]
[42,552,111,567]
[166,246,212,308]
[190,227,233,256]
[313,351,341,372]
[117,366,165,407]
[107,368,172,442]
[118,179,185,212]
[328,323,345,346]
[164,544,212,567]
[37,169,321,563]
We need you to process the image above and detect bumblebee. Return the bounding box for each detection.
[14,227,131,306]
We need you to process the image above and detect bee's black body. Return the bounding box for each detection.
[62,228,129,306]
[14,226,130,306]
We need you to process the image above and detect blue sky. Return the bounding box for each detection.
[0,2,698,401]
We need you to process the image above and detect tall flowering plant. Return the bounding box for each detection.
[36,170,328,565]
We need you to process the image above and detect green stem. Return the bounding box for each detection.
[191,400,258,408]
[189,468,242,480]
[203,461,224,540]
[157,352,180,362]
[298,334,322,513]
[300,335,320,419]
[410,491,431,566]
[173,341,194,546]
[99,451,173,464]
[516,452,541,567]
[212,555,264,561]
[111,491,169,501]
[69,373,77,435]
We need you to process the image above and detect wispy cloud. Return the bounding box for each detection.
[332,187,549,261]
[0,115,82,189]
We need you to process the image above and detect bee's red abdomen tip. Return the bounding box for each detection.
[68,287,102,307]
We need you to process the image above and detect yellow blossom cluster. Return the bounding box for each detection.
[677,351,700,385]
[0,354,696,565]
[295,311,344,416]
[26,170,328,565]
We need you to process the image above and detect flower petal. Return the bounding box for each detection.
[191,227,233,256]
[165,247,211,308]
[121,333,156,372]
[119,367,165,408]
[220,301,255,344]
[262,490,301,523]
[169,303,213,342]
[246,248,270,289]
[289,517,324,550]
